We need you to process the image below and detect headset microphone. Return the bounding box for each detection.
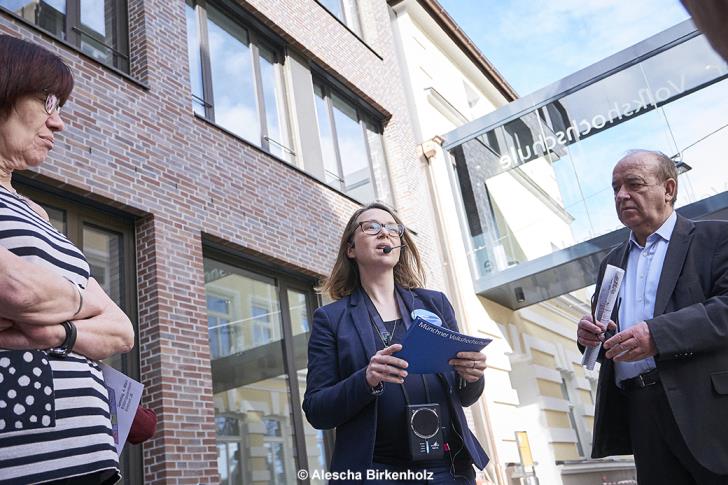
[382,245,406,254]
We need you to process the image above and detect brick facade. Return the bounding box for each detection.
[1,0,447,483]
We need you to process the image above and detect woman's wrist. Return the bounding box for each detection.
[62,277,84,317]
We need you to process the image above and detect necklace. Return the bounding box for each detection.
[374,318,399,347]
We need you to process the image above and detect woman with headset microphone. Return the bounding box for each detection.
[303,202,488,484]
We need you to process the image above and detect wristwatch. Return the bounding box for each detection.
[47,321,77,358]
[370,381,384,396]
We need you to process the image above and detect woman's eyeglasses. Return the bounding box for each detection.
[42,92,61,115]
[358,220,405,237]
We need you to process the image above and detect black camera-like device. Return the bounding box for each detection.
[407,403,444,460]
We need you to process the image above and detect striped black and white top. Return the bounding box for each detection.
[0,186,119,484]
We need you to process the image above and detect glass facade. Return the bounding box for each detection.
[445,24,728,289]
[0,0,130,72]
[204,256,328,485]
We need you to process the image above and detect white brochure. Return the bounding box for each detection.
[101,363,144,455]
[582,264,625,371]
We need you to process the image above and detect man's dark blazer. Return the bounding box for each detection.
[303,286,489,480]
[589,214,728,474]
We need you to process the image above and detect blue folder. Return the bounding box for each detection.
[395,317,492,374]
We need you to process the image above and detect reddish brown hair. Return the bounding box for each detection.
[0,34,74,120]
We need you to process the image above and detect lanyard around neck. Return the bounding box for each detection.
[362,289,407,346]
[361,289,431,404]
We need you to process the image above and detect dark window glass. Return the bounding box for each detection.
[1,0,129,72]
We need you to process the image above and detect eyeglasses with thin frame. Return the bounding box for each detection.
[41,92,62,116]
[357,220,405,237]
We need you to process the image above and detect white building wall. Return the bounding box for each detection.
[390,2,519,483]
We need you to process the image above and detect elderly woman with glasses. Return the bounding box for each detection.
[303,202,488,484]
[0,35,134,484]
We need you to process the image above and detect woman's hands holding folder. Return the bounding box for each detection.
[450,351,487,383]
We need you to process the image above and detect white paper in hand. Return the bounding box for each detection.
[101,364,144,455]
[582,264,625,370]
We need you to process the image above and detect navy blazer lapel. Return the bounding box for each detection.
[654,214,694,316]
[349,287,377,359]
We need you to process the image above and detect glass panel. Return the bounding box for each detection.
[82,223,135,483]
[332,93,374,201]
[297,368,327,484]
[185,0,205,116]
[83,225,122,305]
[43,205,66,235]
[217,441,242,485]
[259,45,290,161]
[206,4,260,144]
[265,440,287,485]
[365,121,393,205]
[659,78,728,203]
[1,0,67,39]
[449,29,728,285]
[78,0,128,71]
[289,290,327,482]
[288,290,309,336]
[207,294,232,359]
[314,83,340,187]
[217,443,229,484]
[83,225,123,371]
[80,0,105,36]
[318,0,342,20]
[205,258,298,483]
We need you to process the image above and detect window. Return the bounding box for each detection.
[0,0,130,72]
[318,0,361,36]
[204,254,330,483]
[313,80,393,203]
[186,0,294,161]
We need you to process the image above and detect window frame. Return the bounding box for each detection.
[0,0,130,73]
[186,0,295,159]
[313,78,388,202]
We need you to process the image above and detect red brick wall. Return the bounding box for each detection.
[1,0,447,482]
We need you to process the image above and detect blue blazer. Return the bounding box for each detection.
[303,286,489,479]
